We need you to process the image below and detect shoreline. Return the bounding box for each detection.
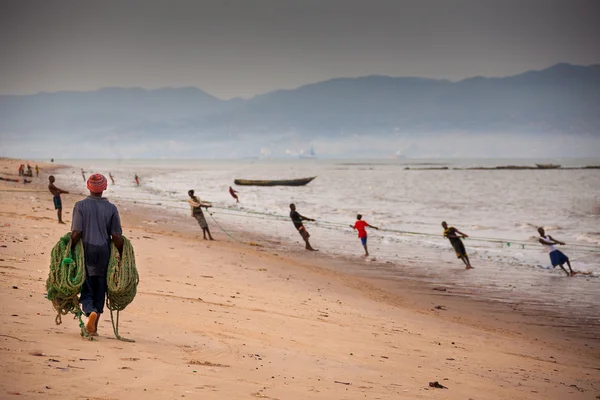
[20,159,600,344]
[1,157,599,399]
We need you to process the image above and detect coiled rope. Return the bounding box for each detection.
[46,233,89,338]
[106,237,138,342]
[46,233,138,341]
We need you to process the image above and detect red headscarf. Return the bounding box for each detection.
[87,173,108,193]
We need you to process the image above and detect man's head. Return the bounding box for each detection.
[290,203,296,211]
[357,214,362,220]
[441,221,448,229]
[188,189,194,197]
[48,175,55,183]
[538,227,545,236]
[87,174,107,195]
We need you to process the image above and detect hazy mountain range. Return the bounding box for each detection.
[1,63,599,158]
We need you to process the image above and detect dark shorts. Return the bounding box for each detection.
[298,225,310,240]
[360,236,367,246]
[194,211,208,229]
[450,240,467,258]
[549,250,569,267]
[53,195,62,210]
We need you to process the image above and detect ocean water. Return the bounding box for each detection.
[56,158,600,326]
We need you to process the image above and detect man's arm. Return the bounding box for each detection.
[70,204,82,249]
[366,222,379,230]
[188,198,201,207]
[299,214,315,222]
[112,233,124,255]
[547,235,565,245]
[110,209,124,255]
[70,230,82,250]
[455,229,468,238]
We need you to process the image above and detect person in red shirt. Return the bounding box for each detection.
[350,214,379,256]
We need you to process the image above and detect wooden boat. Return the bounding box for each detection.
[535,164,561,169]
[234,177,316,187]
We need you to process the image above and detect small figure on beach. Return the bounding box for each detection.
[442,221,473,269]
[18,164,23,176]
[81,168,86,182]
[229,186,240,203]
[187,189,214,240]
[109,172,115,185]
[538,227,573,276]
[350,214,379,257]
[48,175,69,224]
[35,165,39,177]
[71,174,124,336]
[289,203,317,251]
[27,164,32,176]
[135,174,139,186]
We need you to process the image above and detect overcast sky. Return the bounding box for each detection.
[1,0,599,99]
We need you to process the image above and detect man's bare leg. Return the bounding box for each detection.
[304,238,316,251]
[363,244,369,257]
[57,208,65,224]
[558,264,570,276]
[565,260,574,275]
[464,255,473,269]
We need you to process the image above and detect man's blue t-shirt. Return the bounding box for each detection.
[71,196,122,276]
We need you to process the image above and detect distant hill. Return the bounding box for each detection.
[1,63,599,138]
[0,86,223,132]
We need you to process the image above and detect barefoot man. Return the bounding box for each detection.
[442,221,473,269]
[229,186,240,203]
[70,174,123,335]
[48,175,69,224]
[290,203,317,251]
[350,214,379,256]
[188,190,215,240]
[538,227,573,276]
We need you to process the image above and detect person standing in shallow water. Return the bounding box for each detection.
[442,221,473,269]
[538,227,573,276]
[229,186,240,203]
[48,175,69,224]
[188,190,214,240]
[350,214,379,257]
[70,174,123,336]
[289,203,317,251]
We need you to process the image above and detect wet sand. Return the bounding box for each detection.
[0,158,599,399]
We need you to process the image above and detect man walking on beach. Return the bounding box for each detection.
[70,173,123,336]
[188,190,214,240]
[35,165,39,177]
[538,227,573,276]
[135,174,140,186]
[109,173,115,185]
[290,204,317,251]
[350,214,379,257]
[229,186,240,203]
[442,221,473,269]
[48,176,69,224]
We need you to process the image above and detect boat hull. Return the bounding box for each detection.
[234,177,316,187]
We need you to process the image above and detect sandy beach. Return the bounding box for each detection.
[0,158,599,399]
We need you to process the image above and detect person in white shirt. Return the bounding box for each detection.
[538,227,573,276]
[188,189,214,240]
